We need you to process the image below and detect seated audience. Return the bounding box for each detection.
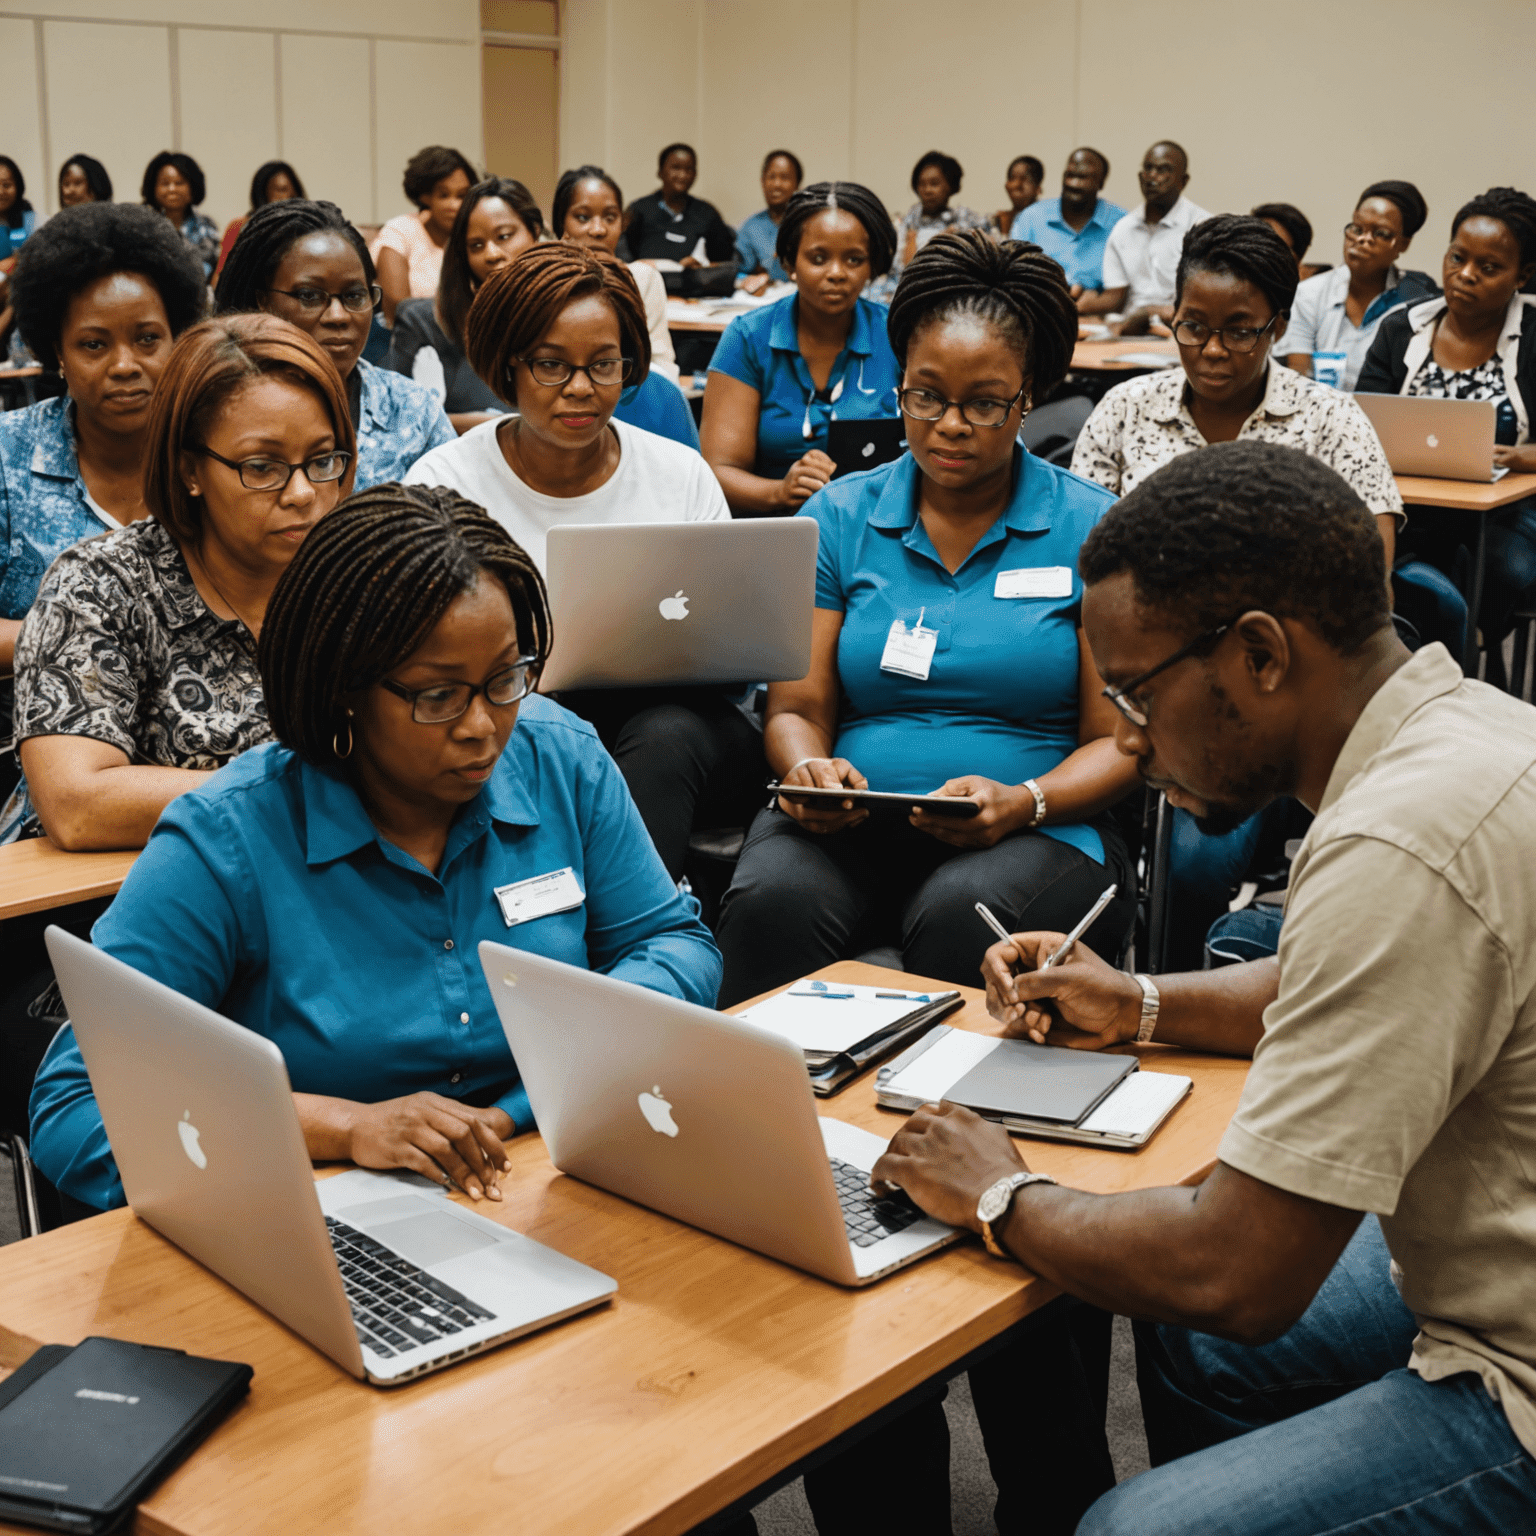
[215,159,306,281]
[992,154,1043,236]
[555,164,678,381]
[4,312,351,849]
[141,151,219,280]
[216,199,454,487]
[1087,140,1208,329]
[0,155,35,345]
[624,143,735,267]
[1360,186,1536,682]
[875,150,991,300]
[1251,200,1313,273]
[57,153,112,208]
[1280,180,1436,390]
[882,442,1536,1535]
[386,176,541,433]
[28,483,721,1211]
[1010,147,1125,305]
[404,243,755,881]
[715,229,1139,1006]
[0,203,206,807]
[373,145,477,324]
[702,181,898,516]
[734,149,802,293]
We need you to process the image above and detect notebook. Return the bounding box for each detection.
[875,1026,1191,1149]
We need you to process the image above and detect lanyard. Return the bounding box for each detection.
[800,353,881,440]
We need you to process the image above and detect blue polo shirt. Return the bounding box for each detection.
[803,447,1114,862]
[734,209,787,282]
[29,694,722,1210]
[709,295,900,480]
[1010,196,1126,292]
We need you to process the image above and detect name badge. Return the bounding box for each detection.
[880,614,938,680]
[665,230,688,242]
[994,566,1073,599]
[494,867,585,928]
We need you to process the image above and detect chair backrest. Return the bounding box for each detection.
[1019,394,1095,463]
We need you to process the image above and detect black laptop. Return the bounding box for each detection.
[827,417,907,478]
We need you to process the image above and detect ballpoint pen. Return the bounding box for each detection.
[1041,883,1118,969]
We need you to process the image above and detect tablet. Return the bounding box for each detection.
[770,783,982,819]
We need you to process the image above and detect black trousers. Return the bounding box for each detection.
[558,687,765,883]
[715,807,1134,1007]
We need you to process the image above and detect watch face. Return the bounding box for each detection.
[977,1178,1014,1224]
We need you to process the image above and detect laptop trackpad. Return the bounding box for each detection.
[366,1210,500,1267]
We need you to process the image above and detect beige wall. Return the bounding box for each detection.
[0,0,484,229]
[562,0,1536,271]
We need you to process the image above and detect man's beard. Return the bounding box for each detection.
[1188,757,1293,838]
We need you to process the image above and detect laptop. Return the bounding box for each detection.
[478,942,962,1286]
[827,417,907,478]
[45,929,616,1387]
[1355,394,1503,482]
[539,518,818,692]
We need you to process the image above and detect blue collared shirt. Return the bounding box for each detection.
[1009,196,1127,292]
[29,694,722,1210]
[613,370,700,449]
[802,447,1115,862]
[356,358,455,490]
[708,295,900,479]
[734,209,787,282]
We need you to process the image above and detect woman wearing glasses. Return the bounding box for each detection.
[715,229,1139,1007]
[29,485,721,1212]
[403,243,756,885]
[216,199,454,488]
[4,313,352,850]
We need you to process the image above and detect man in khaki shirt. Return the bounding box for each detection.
[874,441,1536,1531]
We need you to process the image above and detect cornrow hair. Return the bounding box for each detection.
[259,482,553,769]
[1451,186,1536,282]
[1175,214,1298,320]
[214,199,377,318]
[552,165,623,236]
[462,242,650,406]
[775,180,897,278]
[438,177,544,349]
[1358,179,1427,239]
[885,228,1078,402]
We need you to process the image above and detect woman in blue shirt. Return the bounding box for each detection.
[215,199,455,488]
[30,484,721,1211]
[702,181,901,516]
[734,149,802,294]
[715,230,1140,1005]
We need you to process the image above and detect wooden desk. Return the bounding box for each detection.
[1069,336,1178,373]
[0,837,137,921]
[0,962,1247,1536]
[666,300,735,334]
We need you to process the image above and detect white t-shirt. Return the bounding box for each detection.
[403,416,728,574]
[1101,195,1210,312]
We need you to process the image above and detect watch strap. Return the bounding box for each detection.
[980,1171,1057,1259]
[1021,778,1047,828]
[1134,972,1161,1044]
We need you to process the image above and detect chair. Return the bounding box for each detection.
[1019,395,1094,468]
[0,1131,42,1240]
[1509,609,1536,702]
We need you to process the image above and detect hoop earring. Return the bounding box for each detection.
[333,710,354,760]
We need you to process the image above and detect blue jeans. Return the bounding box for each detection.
[1165,807,1266,971]
[1079,1219,1536,1534]
[1394,558,1469,658]
[1203,901,1284,966]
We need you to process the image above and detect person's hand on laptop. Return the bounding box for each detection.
[981,932,1143,1049]
[869,1099,1029,1229]
[779,449,836,511]
[1494,444,1536,473]
[777,755,871,833]
[317,1093,514,1202]
[908,775,1018,847]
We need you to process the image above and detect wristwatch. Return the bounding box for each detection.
[1133,973,1161,1043]
[977,1170,1057,1259]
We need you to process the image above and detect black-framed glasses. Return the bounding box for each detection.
[379,657,540,725]
[1171,315,1277,354]
[263,283,381,314]
[897,383,1027,429]
[1101,622,1235,727]
[195,445,351,492]
[1343,222,1399,246]
[510,356,632,388]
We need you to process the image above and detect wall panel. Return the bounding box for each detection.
[374,39,484,222]
[0,19,45,208]
[177,28,279,228]
[278,32,373,223]
[12,1,477,42]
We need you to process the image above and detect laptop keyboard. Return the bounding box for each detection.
[829,1158,925,1248]
[325,1216,498,1359]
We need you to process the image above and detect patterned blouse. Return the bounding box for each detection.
[0,519,270,843]
[1071,362,1405,521]
[1408,353,1519,446]
[170,209,222,281]
[866,202,994,302]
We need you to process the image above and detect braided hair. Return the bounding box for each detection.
[463,242,650,406]
[259,482,553,768]
[552,165,624,237]
[1357,180,1427,239]
[214,199,377,318]
[885,228,1077,402]
[775,181,897,278]
[1175,214,1299,320]
[438,177,544,349]
[1451,186,1536,289]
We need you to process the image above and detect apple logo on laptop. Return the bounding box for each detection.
[1427,433,1440,449]
[658,591,690,622]
[178,1110,207,1169]
[638,1086,679,1137]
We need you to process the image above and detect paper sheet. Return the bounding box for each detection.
[1078,1071,1190,1136]
[883,1028,1000,1101]
[741,982,949,1054]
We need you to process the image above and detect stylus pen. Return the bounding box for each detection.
[1041,883,1119,970]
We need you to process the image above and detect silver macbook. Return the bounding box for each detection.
[539,518,818,691]
[1355,393,1503,481]
[45,929,616,1387]
[478,942,961,1286]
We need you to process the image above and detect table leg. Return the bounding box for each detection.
[1465,508,1489,677]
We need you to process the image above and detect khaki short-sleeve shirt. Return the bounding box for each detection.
[1218,645,1536,1455]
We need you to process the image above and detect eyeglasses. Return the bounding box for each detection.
[510,356,632,388]
[1100,622,1234,727]
[379,657,540,724]
[897,384,1027,429]
[1343,222,1399,246]
[1171,315,1277,353]
[195,445,351,492]
[263,284,381,315]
